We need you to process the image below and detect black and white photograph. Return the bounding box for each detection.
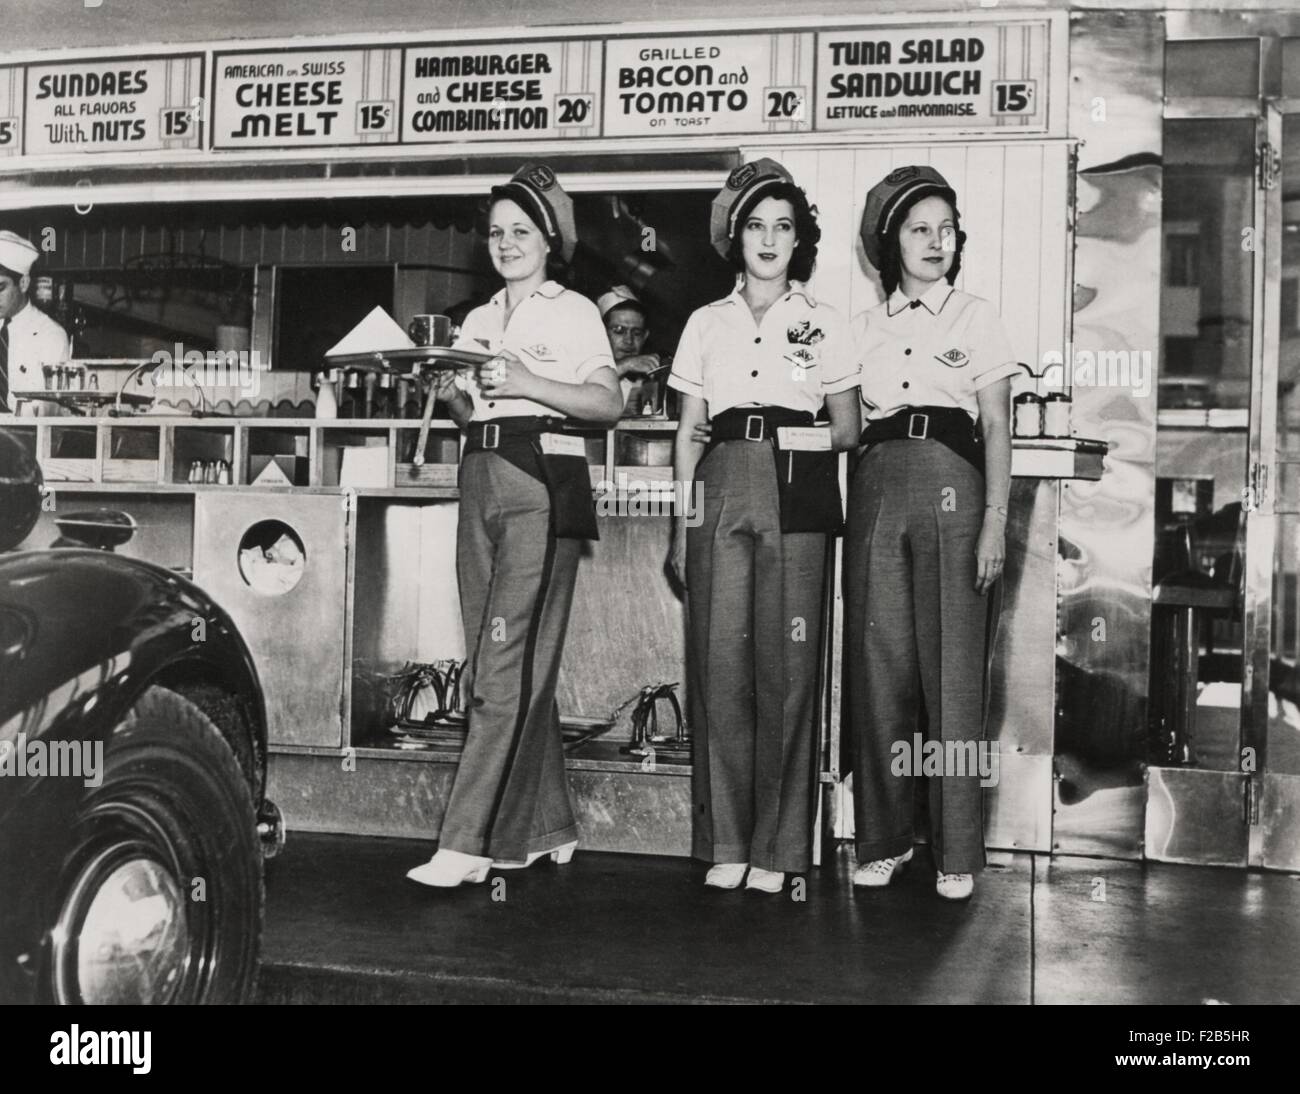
[0,0,1296,1052]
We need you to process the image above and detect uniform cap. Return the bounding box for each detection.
[596,285,644,319]
[0,230,39,279]
[709,158,796,260]
[859,165,957,270]
[491,162,577,262]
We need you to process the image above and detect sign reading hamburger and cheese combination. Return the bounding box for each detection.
[401,40,599,143]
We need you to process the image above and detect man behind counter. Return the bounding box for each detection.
[0,230,71,412]
[597,285,664,415]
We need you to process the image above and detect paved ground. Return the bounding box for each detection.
[257,834,1300,1004]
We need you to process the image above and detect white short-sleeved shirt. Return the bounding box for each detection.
[850,281,1020,422]
[667,281,859,417]
[452,280,614,421]
[2,302,71,393]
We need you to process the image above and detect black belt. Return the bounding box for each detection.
[706,405,815,448]
[462,415,562,455]
[858,405,984,475]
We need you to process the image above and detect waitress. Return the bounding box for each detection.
[845,166,1019,901]
[406,163,622,888]
[669,159,860,893]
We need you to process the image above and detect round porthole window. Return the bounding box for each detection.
[237,520,306,596]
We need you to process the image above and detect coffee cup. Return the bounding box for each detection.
[409,314,453,348]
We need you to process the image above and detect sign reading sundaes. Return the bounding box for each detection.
[402,42,597,143]
[603,34,812,137]
[22,55,204,155]
[815,24,1048,132]
[213,48,401,148]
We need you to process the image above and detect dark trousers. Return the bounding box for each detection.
[437,451,581,863]
[686,440,826,873]
[844,439,994,875]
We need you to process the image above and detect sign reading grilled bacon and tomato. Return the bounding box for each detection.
[21,55,204,156]
[602,34,814,137]
[815,24,1048,132]
[401,41,599,143]
[212,48,401,148]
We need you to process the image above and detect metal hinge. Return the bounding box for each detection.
[1246,776,1261,826]
[1243,462,1269,512]
[1259,141,1282,190]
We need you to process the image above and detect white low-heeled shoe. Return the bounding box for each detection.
[852,847,914,888]
[704,862,748,889]
[744,867,785,893]
[936,871,975,901]
[405,849,492,888]
[492,840,578,870]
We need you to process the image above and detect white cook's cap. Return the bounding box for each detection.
[0,230,39,278]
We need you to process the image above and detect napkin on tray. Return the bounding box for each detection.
[325,306,415,357]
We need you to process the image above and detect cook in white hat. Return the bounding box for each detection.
[597,285,662,413]
[0,230,71,411]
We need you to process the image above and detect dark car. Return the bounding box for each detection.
[0,429,281,1004]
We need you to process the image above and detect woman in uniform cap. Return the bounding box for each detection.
[845,165,1018,901]
[668,159,861,893]
[407,163,623,887]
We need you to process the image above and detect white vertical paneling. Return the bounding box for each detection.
[1036,143,1070,384]
[963,144,1008,315]
[1000,143,1046,367]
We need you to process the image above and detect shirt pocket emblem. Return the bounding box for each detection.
[935,347,969,368]
[785,345,819,371]
[521,343,555,362]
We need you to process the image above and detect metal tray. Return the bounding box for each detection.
[324,346,495,372]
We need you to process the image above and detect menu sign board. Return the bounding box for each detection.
[22,54,204,156]
[815,24,1048,132]
[212,48,401,148]
[401,41,597,143]
[603,34,812,137]
[0,67,22,159]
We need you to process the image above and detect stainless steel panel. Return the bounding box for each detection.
[1055,10,1165,858]
[268,751,693,855]
[985,752,1053,853]
[990,479,1059,759]
[195,491,350,748]
[1261,772,1300,871]
[1145,766,1249,866]
[559,513,687,736]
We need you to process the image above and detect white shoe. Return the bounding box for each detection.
[745,867,785,893]
[405,849,492,888]
[852,847,914,888]
[704,863,748,889]
[492,840,578,870]
[936,871,975,901]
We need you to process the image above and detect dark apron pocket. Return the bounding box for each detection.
[775,448,842,535]
[538,451,600,540]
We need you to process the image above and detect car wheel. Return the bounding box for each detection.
[45,686,262,1004]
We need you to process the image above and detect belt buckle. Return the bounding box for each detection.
[745,414,765,441]
[482,422,499,450]
[907,412,929,440]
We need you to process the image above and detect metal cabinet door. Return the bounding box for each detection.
[194,491,350,748]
